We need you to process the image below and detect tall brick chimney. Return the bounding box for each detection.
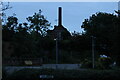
[58,7,62,26]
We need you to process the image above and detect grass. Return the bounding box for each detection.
[3,68,120,80]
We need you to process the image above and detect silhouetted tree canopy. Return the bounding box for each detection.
[2,9,52,58]
[81,12,120,65]
[26,9,51,36]
[2,8,120,65]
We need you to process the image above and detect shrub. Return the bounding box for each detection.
[81,59,92,68]
[97,56,112,69]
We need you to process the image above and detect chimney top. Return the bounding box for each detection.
[58,7,62,26]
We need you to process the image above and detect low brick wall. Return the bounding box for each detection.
[4,64,81,75]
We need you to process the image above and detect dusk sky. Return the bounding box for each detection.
[4,2,118,33]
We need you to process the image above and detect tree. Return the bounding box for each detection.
[0,2,12,24]
[26,9,51,36]
[2,16,18,41]
[2,8,53,58]
[81,12,119,65]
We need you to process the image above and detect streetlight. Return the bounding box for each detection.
[54,38,58,69]
[91,36,95,69]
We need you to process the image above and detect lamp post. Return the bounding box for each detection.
[91,36,95,69]
[54,38,58,69]
[56,38,58,64]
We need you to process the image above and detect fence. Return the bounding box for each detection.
[2,57,43,66]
